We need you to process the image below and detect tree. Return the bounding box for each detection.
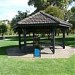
[28,0,48,11]
[28,0,73,21]
[68,7,75,34]
[11,11,28,28]
[6,24,14,35]
[44,6,64,20]
[71,7,75,13]
[28,0,73,10]
[0,23,7,38]
[48,0,73,9]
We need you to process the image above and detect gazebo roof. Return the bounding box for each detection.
[16,11,72,28]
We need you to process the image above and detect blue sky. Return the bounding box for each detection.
[0,0,75,21]
[0,0,36,20]
[67,1,75,10]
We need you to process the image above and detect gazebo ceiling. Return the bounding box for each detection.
[16,11,72,28]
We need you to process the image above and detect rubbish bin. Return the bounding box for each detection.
[34,48,41,57]
[34,36,41,57]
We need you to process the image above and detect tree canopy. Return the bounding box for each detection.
[11,11,27,28]
[28,0,74,21]
[0,22,7,37]
[28,0,48,11]
[28,0,73,10]
[44,6,64,20]
[71,7,75,13]
[68,7,75,34]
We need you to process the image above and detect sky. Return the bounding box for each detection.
[67,1,75,10]
[0,0,75,21]
[0,0,36,20]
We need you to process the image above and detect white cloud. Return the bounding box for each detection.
[0,0,28,7]
[4,12,17,20]
[67,1,75,10]
[0,0,36,20]
[9,0,28,5]
[0,10,17,20]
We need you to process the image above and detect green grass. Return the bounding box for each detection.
[65,35,75,47]
[55,34,75,47]
[0,56,75,75]
[0,35,75,75]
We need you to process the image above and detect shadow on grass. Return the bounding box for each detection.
[0,36,74,56]
[5,36,33,41]
[66,41,75,47]
[0,45,18,55]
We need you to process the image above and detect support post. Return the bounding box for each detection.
[62,28,65,49]
[50,32,52,46]
[23,29,26,53]
[51,27,55,54]
[33,32,35,47]
[55,28,57,36]
[18,32,21,49]
[52,28,55,54]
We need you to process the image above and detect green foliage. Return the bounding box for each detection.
[47,0,72,9]
[11,11,27,28]
[28,0,73,20]
[28,0,48,10]
[0,20,14,36]
[6,24,14,35]
[64,10,73,21]
[0,35,75,75]
[44,6,64,20]
[71,7,75,13]
[69,20,75,28]
[28,0,73,10]
[28,0,73,21]
[0,23,7,34]
[69,20,75,34]
[68,7,75,34]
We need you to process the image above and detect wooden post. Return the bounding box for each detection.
[55,28,57,36]
[66,28,69,35]
[52,28,55,54]
[18,32,21,49]
[51,27,55,54]
[23,29,26,53]
[62,28,65,49]
[33,32,35,47]
[50,32,52,46]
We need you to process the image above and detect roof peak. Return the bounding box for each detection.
[17,11,72,27]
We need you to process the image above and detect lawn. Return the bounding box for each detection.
[0,34,75,75]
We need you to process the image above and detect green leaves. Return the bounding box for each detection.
[71,7,75,13]
[0,23,7,34]
[28,0,73,10]
[11,11,27,28]
[28,0,73,20]
[28,0,49,10]
[44,6,64,20]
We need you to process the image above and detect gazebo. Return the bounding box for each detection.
[15,11,72,54]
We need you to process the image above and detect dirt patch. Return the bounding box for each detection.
[7,46,75,59]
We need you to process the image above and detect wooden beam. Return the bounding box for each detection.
[18,32,21,49]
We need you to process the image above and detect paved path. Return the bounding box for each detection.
[7,46,75,58]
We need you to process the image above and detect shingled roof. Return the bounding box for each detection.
[17,11,72,27]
